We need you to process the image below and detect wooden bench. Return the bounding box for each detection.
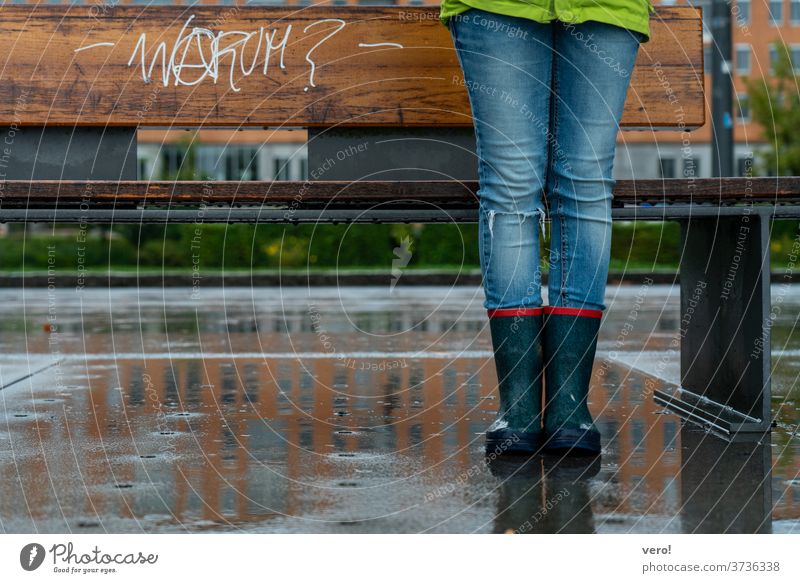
[0,5,780,438]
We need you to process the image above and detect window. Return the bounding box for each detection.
[298,157,308,180]
[736,93,750,122]
[273,158,291,180]
[736,0,751,24]
[631,420,646,452]
[735,44,750,74]
[792,0,800,23]
[659,158,677,179]
[160,147,184,179]
[737,154,754,177]
[663,420,678,450]
[683,157,700,178]
[704,45,712,74]
[769,0,783,26]
[225,148,259,181]
[791,45,800,72]
[769,45,779,74]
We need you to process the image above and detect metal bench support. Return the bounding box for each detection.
[655,210,773,438]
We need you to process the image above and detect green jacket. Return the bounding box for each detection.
[439,0,654,42]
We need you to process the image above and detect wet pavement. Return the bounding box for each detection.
[0,284,798,533]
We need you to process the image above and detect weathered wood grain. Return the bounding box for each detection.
[0,178,793,208]
[0,6,703,128]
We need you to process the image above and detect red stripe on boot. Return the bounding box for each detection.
[487,307,543,318]
[544,306,603,319]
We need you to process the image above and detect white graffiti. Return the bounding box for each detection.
[358,42,403,48]
[303,18,346,92]
[74,14,404,93]
[74,41,116,53]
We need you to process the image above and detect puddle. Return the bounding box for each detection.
[0,286,796,533]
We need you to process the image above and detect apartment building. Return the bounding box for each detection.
[617,0,798,179]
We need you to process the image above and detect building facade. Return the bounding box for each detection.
[617,0,793,179]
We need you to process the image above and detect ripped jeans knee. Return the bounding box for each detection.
[479,204,547,311]
[484,206,548,239]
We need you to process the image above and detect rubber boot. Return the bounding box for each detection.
[542,307,603,455]
[485,308,544,455]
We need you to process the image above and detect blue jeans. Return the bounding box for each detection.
[449,9,642,312]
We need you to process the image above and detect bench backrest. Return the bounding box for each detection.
[0,6,703,130]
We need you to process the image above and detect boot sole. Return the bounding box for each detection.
[485,429,543,455]
[543,428,601,455]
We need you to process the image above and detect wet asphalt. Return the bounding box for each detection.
[0,285,797,533]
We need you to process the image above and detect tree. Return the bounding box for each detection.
[746,42,800,262]
[746,41,800,176]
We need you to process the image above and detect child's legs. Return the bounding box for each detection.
[547,21,642,310]
[449,9,553,310]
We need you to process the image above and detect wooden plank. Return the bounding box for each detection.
[0,6,703,128]
[0,178,794,208]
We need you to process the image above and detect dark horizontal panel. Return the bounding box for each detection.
[0,177,797,209]
[2,205,798,225]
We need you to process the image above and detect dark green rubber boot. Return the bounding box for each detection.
[485,308,544,456]
[542,307,603,455]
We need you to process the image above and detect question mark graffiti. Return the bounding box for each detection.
[303,18,346,92]
[77,15,404,93]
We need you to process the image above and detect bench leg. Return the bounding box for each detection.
[654,211,773,438]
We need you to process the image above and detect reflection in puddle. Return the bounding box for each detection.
[0,286,797,533]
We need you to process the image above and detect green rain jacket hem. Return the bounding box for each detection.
[439,0,654,43]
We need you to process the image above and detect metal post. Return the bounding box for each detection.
[655,210,773,437]
[710,0,734,177]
